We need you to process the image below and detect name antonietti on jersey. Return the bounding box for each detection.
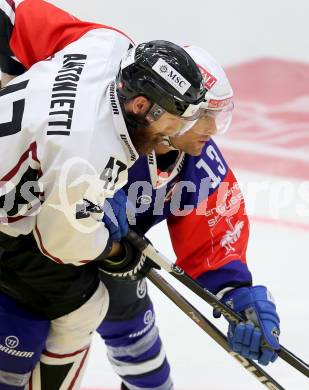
[47,53,87,136]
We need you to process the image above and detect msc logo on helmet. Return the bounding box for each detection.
[152,58,191,95]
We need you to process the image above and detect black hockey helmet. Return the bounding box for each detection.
[116,40,206,120]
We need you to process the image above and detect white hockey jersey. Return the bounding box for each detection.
[0,28,138,265]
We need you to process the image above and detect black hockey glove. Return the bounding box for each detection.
[98,237,160,281]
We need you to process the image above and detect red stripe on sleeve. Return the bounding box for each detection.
[10,0,132,68]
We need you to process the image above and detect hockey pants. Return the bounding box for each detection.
[0,282,108,390]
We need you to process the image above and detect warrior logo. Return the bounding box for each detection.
[129,309,155,338]
[0,336,34,358]
[137,279,147,299]
[5,336,19,349]
[109,82,120,115]
[144,309,154,326]
[120,134,137,162]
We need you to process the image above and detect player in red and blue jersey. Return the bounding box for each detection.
[97,45,254,390]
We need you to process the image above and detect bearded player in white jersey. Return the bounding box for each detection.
[0,1,281,389]
[0,0,208,388]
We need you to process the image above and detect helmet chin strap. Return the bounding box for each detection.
[160,136,179,150]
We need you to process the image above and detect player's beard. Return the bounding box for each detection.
[126,113,163,156]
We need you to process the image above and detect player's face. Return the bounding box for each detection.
[131,112,187,155]
[148,111,187,137]
[169,115,217,156]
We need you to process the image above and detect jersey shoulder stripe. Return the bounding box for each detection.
[1,0,133,69]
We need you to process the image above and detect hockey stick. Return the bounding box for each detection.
[127,229,309,378]
[148,269,285,390]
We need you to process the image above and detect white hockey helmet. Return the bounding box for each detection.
[181,45,234,135]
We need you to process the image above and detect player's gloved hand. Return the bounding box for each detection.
[98,237,160,281]
[214,286,280,365]
[102,189,129,241]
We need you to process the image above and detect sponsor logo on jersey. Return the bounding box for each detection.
[152,58,191,95]
[108,83,138,163]
[205,182,244,227]
[47,54,87,136]
[0,335,34,359]
[220,218,244,254]
[109,81,120,115]
[120,134,137,162]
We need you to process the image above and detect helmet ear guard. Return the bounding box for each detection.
[145,103,165,122]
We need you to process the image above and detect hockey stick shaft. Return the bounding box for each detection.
[127,229,309,378]
[148,269,285,390]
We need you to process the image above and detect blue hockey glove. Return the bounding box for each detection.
[102,189,129,241]
[215,286,280,365]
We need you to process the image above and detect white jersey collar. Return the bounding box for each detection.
[108,82,139,167]
[147,150,186,189]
